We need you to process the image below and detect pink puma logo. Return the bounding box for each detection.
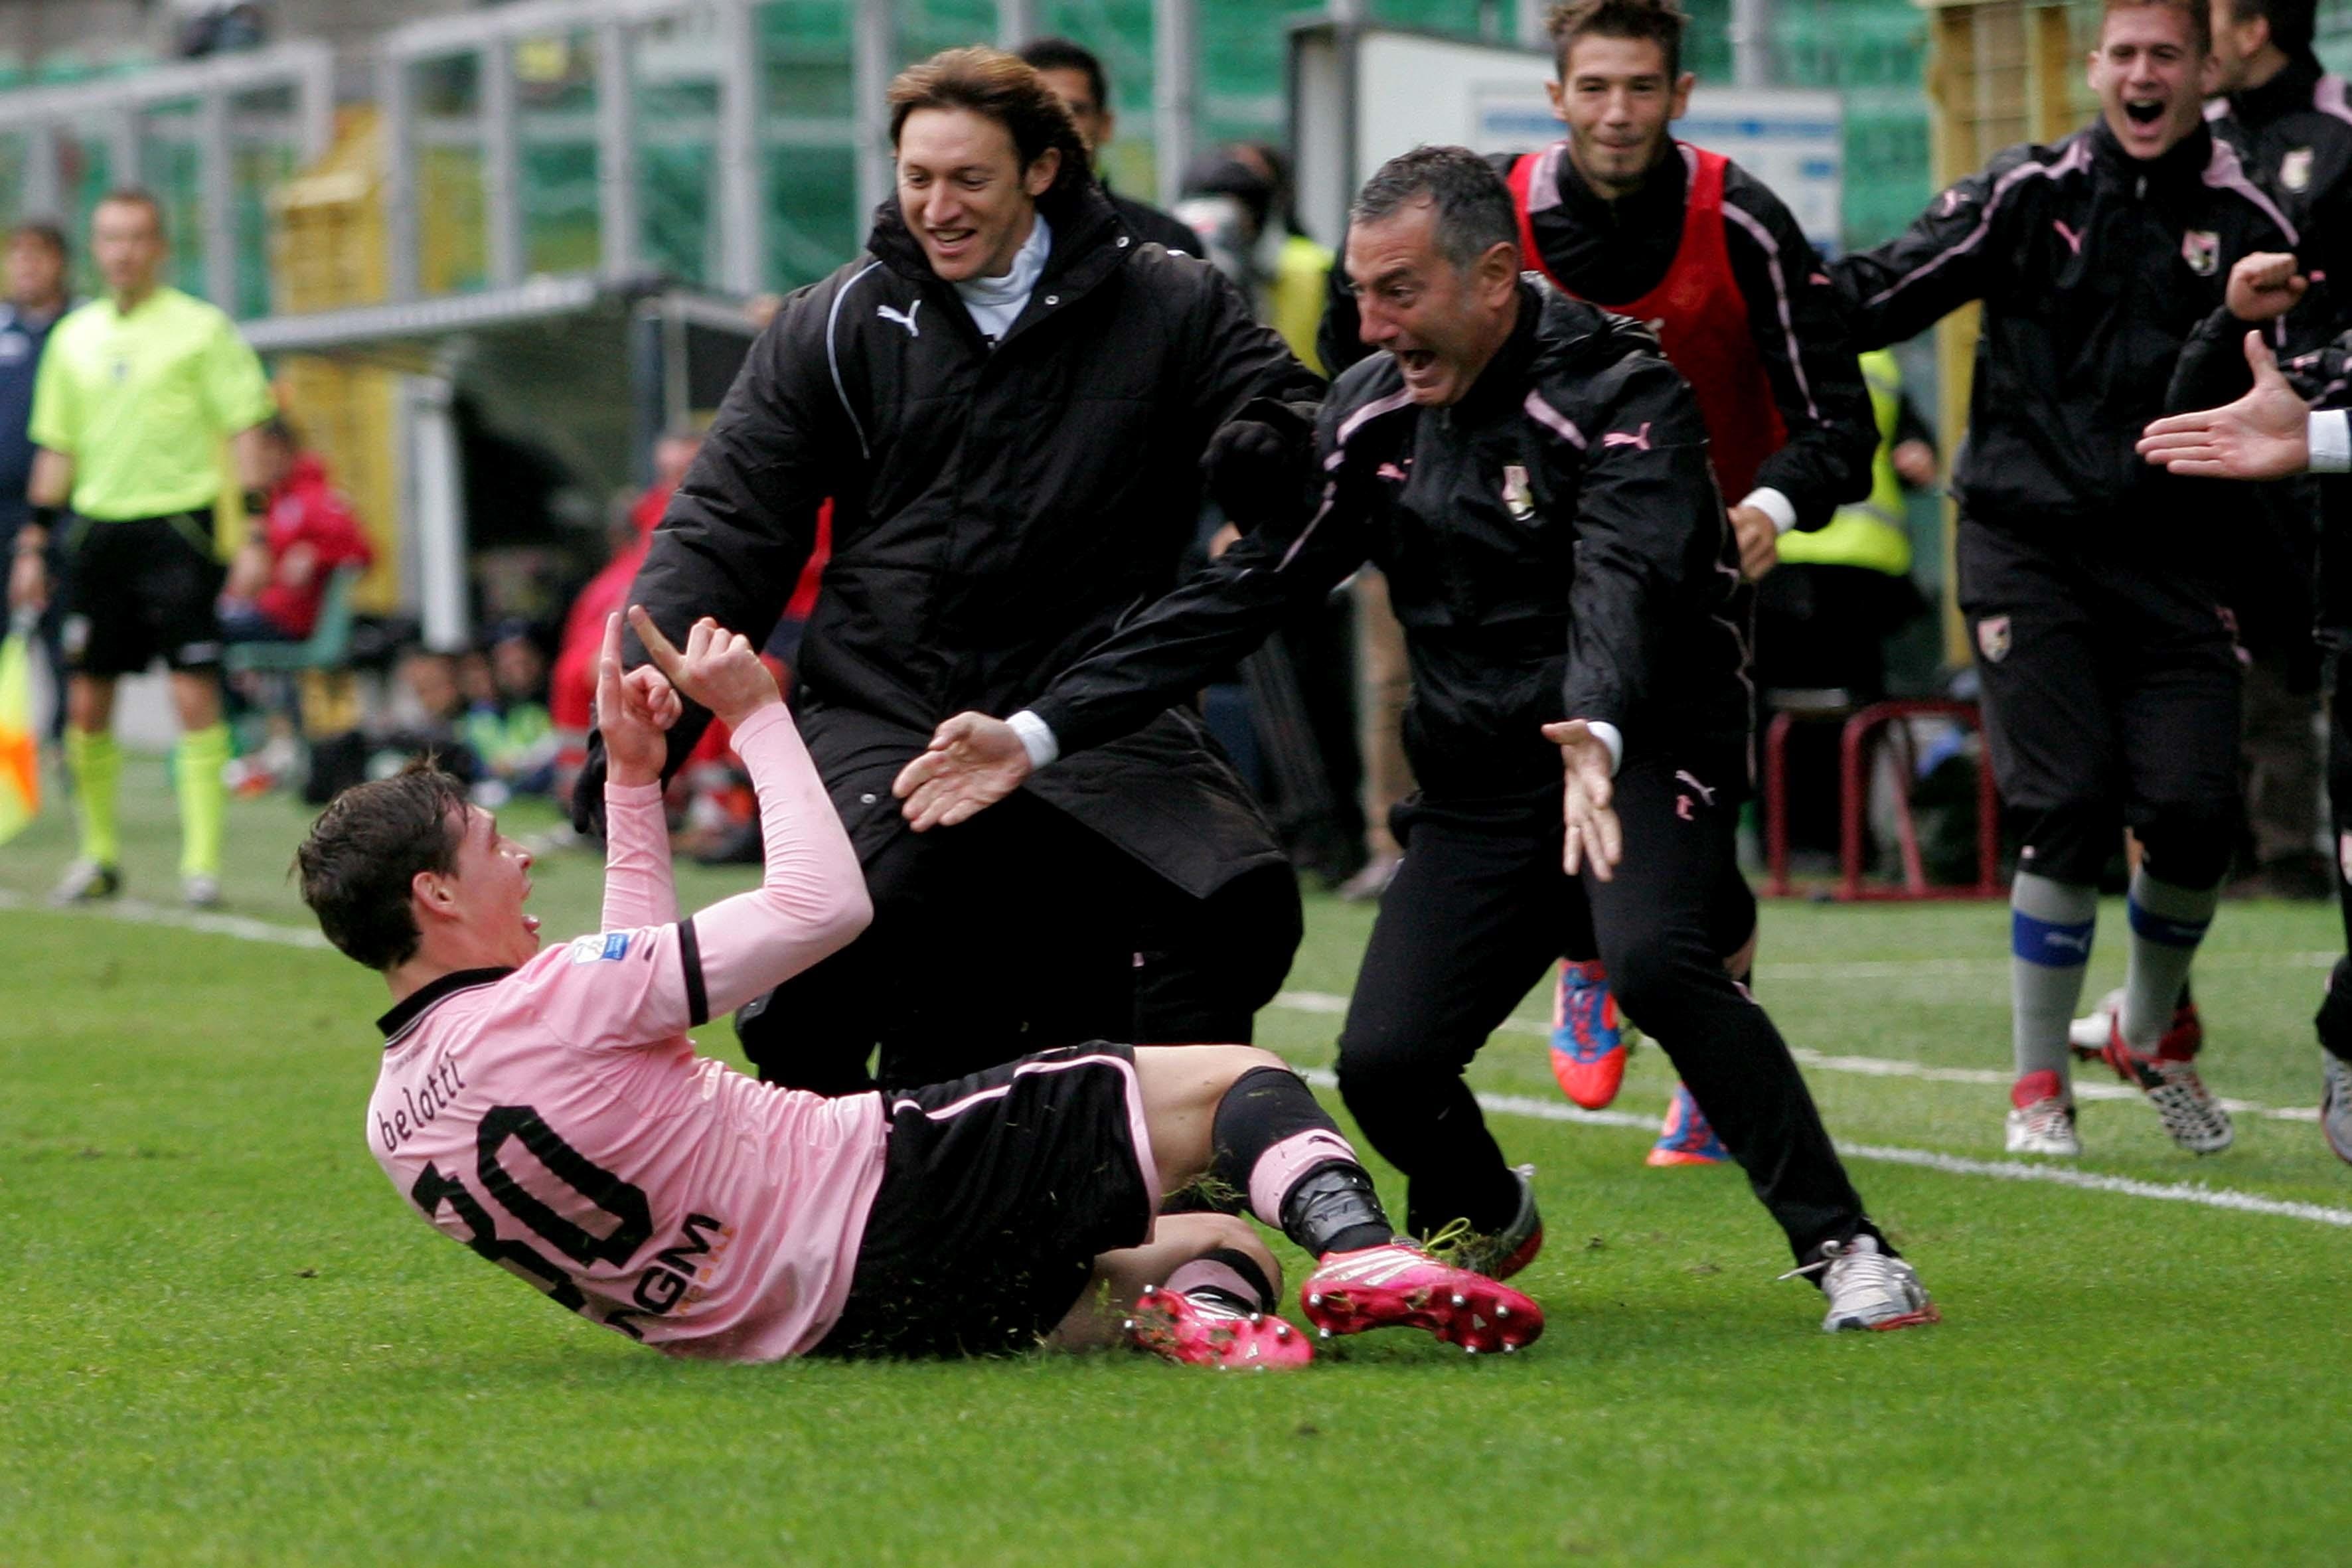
[1601,422,1652,451]
[1375,461,1408,482]
[2053,220,2082,256]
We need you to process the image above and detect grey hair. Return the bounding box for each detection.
[1350,145,1520,272]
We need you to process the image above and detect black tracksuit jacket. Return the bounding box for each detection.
[1028,284,1751,798]
[1835,120,2296,532]
[619,181,1322,896]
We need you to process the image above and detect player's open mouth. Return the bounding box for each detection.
[2124,99,2165,124]
[927,227,976,252]
[1397,349,1437,376]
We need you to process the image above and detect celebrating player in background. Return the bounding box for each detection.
[1835,0,2295,1156]
[582,48,1318,1097]
[1317,0,1876,1158]
[2141,278,2352,1165]
[1,220,72,743]
[296,606,1538,1368]
[7,189,275,910]
[898,148,1934,1333]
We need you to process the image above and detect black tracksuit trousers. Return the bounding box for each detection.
[1334,747,1879,1263]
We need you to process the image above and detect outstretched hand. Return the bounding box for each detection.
[1543,719,1622,881]
[595,611,683,787]
[2136,331,2312,481]
[893,712,1033,830]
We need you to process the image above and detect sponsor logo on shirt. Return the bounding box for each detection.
[2283,147,2315,193]
[569,931,632,964]
[876,299,921,337]
[2181,230,2219,277]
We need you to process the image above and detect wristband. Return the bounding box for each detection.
[27,503,59,535]
[241,487,269,516]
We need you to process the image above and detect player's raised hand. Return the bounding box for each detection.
[2137,331,2312,481]
[894,712,1032,831]
[1543,719,1622,882]
[2225,252,2306,323]
[596,611,682,787]
[628,605,780,729]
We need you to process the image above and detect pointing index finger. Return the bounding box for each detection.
[627,605,686,680]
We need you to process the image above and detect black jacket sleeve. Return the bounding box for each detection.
[1720,175,1875,526]
[1180,260,1328,445]
[625,281,848,757]
[1024,407,1373,756]
[1834,149,2039,350]
[1554,331,1731,734]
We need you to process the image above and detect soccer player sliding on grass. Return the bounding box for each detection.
[295,606,1538,1368]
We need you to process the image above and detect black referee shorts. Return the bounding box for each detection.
[60,511,228,677]
[811,1043,1158,1359]
[1958,517,2242,848]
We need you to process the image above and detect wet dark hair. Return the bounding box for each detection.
[1352,145,1520,273]
[296,760,470,971]
[1546,0,1689,81]
[2226,0,2315,56]
[887,46,1091,198]
[1016,36,1109,114]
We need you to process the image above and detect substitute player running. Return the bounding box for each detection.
[296,605,1537,1367]
[1835,0,2294,1156]
[1318,0,1877,1158]
[898,148,1934,1334]
[8,189,274,908]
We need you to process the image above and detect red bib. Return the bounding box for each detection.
[1510,143,1786,501]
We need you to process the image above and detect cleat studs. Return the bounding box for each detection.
[1451,1293,1466,1307]
[1319,1328,1332,1340]
[1503,1340,1518,1353]
[1495,1304,1510,1318]
[1249,1313,1262,1324]
[1307,1293,1322,1306]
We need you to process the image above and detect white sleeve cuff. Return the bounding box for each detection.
[1586,720,1624,777]
[1006,709,1059,770]
[2310,410,2351,474]
[1739,487,1799,535]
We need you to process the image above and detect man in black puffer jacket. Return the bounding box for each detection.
[576,48,1320,1095]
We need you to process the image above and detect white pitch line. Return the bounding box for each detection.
[1272,990,2322,1123]
[1297,1072,2352,1229]
[7,895,2345,1225]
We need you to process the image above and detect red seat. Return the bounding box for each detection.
[1763,698,2001,901]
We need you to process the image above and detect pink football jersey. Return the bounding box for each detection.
[367,704,884,1361]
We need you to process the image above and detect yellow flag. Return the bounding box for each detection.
[0,611,39,844]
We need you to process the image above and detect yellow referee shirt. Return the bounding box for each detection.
[27,286,275,522]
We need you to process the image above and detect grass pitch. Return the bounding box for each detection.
[3,765,2349,1565]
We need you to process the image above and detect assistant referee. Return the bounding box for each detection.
[7,189,275,908]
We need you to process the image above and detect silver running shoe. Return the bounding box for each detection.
[50,860,121,905]
[1784,1235,1940,1332]
[183,873,223,909]
[2322,1053,2352,1167]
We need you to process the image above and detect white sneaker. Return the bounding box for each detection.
[183,874,222,909]
[2322,1053,2352,1167]
[50,860,121,905]
[2067,987,2125,1052]
[2005,1100,2081,1156]
[1785,1234,1940,1333]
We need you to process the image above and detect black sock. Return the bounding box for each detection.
[1208,1065,1396,1257]
[2317,957,2352,1063]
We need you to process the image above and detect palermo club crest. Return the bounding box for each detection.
[2181,230,2219,276]
[1976,614,2011,664]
